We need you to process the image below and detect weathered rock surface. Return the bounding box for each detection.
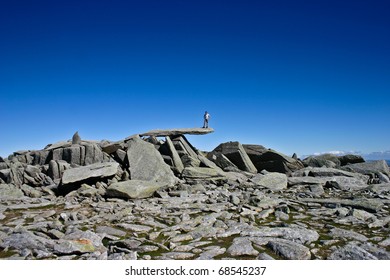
[338,154,365,166]
[329,243,378,260]
[267,239,311,260]
[227,237,258,257]
[0,130,389,260]
[106,180,162,199]
[303,154,340,168]
[61,162,119,185]
[251,173,288,191]
[207,152,241,172]
[165,136,184,173]
[0,184,25,199]
[325,176,368,191]
[243,227,319,244]
[213,142,257,173]
[126,136,177,186]
[294,167,369,180]
[244,145,304,174]
[47,160,70,181]
[139,127,214,137]
[54,230,104,255]
[342,160,390,176]
[72,131,81,145]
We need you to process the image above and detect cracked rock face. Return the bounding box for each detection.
[0,130,389,260]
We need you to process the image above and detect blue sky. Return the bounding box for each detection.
[1,0,389,158]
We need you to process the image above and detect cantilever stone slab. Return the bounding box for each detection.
[138,127,214,137]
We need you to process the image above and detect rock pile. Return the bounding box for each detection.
[0,129,389,260]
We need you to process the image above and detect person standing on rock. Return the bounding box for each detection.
[203,111,210,128]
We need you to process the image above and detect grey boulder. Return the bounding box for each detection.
[126,136,177,186]
[328,243,378,260]
[227,237,258,257]
[212,142,257,173]
[61,162,119,185]
[251,172,288,191]
[106,180,162,199]
[267,239,311,260]
[0,183,25,199]
[303,154,340,168]
[244,145,304,174]
[342,160,390,176]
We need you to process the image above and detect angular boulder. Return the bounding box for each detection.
[303,157,337,168]
[106,180,162,199]
[227,237,258,257]
[212,142,257,173]
[338,154,365,166]
[326,177,368,191]
[342,160,390,176]
[165,136,184,173]
[126,136,177,186]
[83,143,105,165]
[101,141,126,155]
[251,172,288,190]
[0,164,25,186]
[197,152,224,172]
[54,230,106,255]
[303,154,340,168]
[329,244,378,260]
[267,239,311,260]
[181,155,201,168]
[62,145,85,166]
[30,150,50,166]
[47,160,71,181]
[0,183,24,199]
[244,145,303,174]
[61,162,119,185]
[294,167,369,181]
[207,152,241,172]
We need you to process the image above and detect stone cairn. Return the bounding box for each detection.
[0,128,389,260]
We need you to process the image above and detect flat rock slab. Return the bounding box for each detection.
[61,162,119,185]
[0,183,25,199]
[267,239,311,260]
[329,243,378,260]
[182,166,226,179]
[251,173,288,190]
[138,128,214,137]
[243,226,319,244]
[54,230,105,255]
[227,237,259,257]
[298,198,384,213]
[342,160,390,176]
[106,180,162,199]
[329,228,368,242]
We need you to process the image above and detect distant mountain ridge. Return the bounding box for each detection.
[362,151,390,160]
[301,150,390,161]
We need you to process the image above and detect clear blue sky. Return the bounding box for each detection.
[1,0,389,158]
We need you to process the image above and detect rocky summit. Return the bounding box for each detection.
[0,129,389,260]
